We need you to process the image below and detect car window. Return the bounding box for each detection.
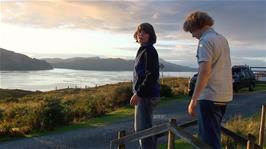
[247,69,255,78]
[232,69,240,77]
[243,69,251,79]
[240,70,246,78]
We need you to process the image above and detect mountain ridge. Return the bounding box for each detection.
[43,57,197,72]
[0,48,53,71]
[0,48,197,72]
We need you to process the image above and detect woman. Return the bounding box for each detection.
[130,23,160,149]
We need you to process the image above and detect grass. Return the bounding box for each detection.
[0,77,188,142]
[2,81,265,143]
[22,106,135,139]
[254,82,266,91]
[222,114,266,149]
[1,78,265,144]
[0,95,185,142]
[0,106,135,142]
[34,82,266,148]
[158,139,194,149]
[238,81,266,93]
[158,113,266,149]
[159,94,188,106]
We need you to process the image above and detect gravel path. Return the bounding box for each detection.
[0,91,265,149]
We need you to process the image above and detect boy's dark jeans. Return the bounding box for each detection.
[198,100,227,149]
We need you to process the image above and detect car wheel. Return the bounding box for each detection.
[249,83,255,91]
[234,85,239,93]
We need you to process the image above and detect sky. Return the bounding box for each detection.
[0,0,265,67]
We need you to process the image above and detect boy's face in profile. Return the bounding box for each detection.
[190,29,202,40]
[137,30,150,45]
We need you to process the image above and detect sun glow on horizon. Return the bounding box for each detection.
[0,23,141,58]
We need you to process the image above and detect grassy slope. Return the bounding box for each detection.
[0,79,265,147]
[0,94,185,142]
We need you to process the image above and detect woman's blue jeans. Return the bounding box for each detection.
[134,97,159,149]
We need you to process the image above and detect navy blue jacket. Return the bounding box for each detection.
[133,44,160,98]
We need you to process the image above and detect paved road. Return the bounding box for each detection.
[1,91,265,149]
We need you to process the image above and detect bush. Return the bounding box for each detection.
[0,103,36,137]
[37,98,66,130]
[161,77,189,95]
[160,84,173,97]
[111,85,133,107]
[0,79,189,138]
[63,96,100,122]
[0,120,13,137]
[88,96,107,117]
[0,108,4,120]
[3,104,33,128]
[63,98,83,122]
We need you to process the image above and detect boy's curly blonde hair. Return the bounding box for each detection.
[183,11,214,32]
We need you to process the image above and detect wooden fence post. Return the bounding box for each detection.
[259,105,265,148]
[247,134,256,149]
[118,130,126,149]
[168,119,176,149]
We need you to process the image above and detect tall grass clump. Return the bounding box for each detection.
[222,115,264,149]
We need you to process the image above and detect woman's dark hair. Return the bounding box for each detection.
[134,23,157,44]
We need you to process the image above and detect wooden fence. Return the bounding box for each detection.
[110,105,265,149]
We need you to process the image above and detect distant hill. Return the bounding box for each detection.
[43,57,196,72]
[0,48,53,70]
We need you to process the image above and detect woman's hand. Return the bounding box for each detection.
[130,94,141,105]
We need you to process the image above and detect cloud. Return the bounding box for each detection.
[1,0,265,67]
[1,1,133,30]
[2,1,265,42]
[231,47,265,59]
[1,1,182,32]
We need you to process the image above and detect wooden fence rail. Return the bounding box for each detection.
[110,105,265,149]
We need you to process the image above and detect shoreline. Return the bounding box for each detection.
[0,76,192,92]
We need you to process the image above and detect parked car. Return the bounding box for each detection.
[188,73,197,96]
[188,65,256,96]
[232,65,256,92]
